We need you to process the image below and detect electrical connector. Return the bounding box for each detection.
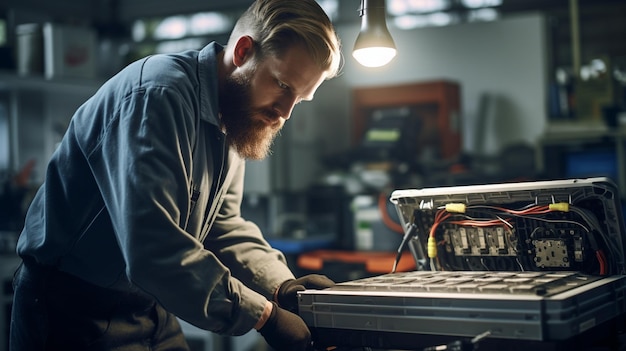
[445,203,466,213]
[427,236,437,258]
[549,202,569,212]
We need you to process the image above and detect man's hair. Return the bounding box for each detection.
[229,0,342,78]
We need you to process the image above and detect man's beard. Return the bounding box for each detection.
[218,70,283,160]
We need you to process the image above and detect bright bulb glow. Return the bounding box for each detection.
[352,47,397,68]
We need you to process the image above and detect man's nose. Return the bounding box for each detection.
[275,96,299,120]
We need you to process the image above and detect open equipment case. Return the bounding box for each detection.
[298,177,626,351]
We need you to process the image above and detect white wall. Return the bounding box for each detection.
[311,12,549,158]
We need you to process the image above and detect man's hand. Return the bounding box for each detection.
[276,274,335,313]
[258,302,311,351]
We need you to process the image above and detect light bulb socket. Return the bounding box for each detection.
[353,0,396,51]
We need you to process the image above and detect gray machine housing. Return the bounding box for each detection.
[298,178,626,345]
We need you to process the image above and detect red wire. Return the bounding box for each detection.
[449,219,511,227]
[430,210,450,238]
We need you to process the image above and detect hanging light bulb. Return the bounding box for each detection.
[352,0,397,68]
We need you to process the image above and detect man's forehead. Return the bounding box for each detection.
[269,48,328,99]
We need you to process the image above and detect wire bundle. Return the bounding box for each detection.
[394,200,619,275]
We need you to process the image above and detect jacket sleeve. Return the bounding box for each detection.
[88,83,268,336]
[205,158,296,300]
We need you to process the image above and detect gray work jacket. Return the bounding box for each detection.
[16,42,294,336]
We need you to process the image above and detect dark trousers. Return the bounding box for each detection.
[9,259,191,351]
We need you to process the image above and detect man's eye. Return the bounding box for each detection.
[278,81,289,89]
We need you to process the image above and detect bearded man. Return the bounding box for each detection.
[10,1,341,350]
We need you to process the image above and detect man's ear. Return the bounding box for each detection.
[233,35,255,67]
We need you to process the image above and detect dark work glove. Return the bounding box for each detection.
[259,301,311,351]
[276,274,335,313]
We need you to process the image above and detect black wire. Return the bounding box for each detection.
[392,223,418,273]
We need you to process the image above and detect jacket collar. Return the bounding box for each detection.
[197,42,224,127]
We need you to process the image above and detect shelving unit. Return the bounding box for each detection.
[0,71,102,184]
[0,71,102,94]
